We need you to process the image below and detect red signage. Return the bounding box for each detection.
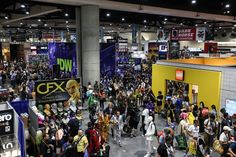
[171,28,196,41]
[176,69,184,81]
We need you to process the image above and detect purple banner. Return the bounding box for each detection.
[48,43,77,76]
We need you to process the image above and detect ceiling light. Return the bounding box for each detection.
[143,20,147,23]
[219,27,222,29]
[163,21,166,24]
[232,27,234,30]
[121,18,125,21]
[191,0,196,4]
[6,25,10,27]
[20,4,26,8]
[195,24,198,27]
[204,21,207,24]
[25,11,29,15]
[20,22,23,25]
[4,16,8,20]
[180,23,183,25]
[66,25,69,28]
[225,4,230,8]
[145,29,147,31]
[106,13,110,17]
[209,25,211,27]
[227,11,230,14]
[160,26,162,29]
[128,25,131,27]
[65,13,69,17]
[66,21,69,24]
[44,23,48,27]
[144,25,147,28]
[164,18,167,21]
[103,27,105,29]
[234,24,236,27]
[110,23,112,26]
[38,19,41,22]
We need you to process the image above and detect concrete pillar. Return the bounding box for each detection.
[137,29,142,50]
[76,5,100,86]
[132,24,137,43]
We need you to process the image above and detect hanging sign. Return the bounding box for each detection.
[171,28,196,41]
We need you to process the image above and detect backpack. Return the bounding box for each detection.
[153,123,158,136]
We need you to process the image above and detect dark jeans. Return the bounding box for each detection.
[77,152,84,157]
[204,133,214,148]
[140,115,146,135]
[100,100,105,110]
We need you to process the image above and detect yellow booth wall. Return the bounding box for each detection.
[152,64,222,110]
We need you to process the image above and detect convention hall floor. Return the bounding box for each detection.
[82,103,220,157]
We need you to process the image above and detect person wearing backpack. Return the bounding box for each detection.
[204,114,217,149]
[144,116,156,157]
[73,130,89,157]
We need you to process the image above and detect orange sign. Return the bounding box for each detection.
[176,69,184,81]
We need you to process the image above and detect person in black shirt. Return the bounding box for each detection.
[156,91,163,114]
[40,133,55,157]
[157,135,174,157]
[68,113,81,137]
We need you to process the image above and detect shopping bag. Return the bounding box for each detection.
[213,140,224,155]
[188,139,197,155]
[175,134,187,150]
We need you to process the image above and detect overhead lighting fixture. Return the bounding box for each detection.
[234,24,236,27]
[38,19,41,22]
[145,29,147,31]
[110,23,112,26]
[128,24,131,27]
[106,13,110,17]
[26,11,29,15]
[65,13,69,17]
[227,11,230,14]
[191,0,196,4]
[6,25,10,27]
[164,18,167,21]
[225,4,230,8]
[195,24,198,27]
[209,25,211,27]
[144,25,147,28]
[4,16,8,20]
[44,23,48,27]
[20,4,26,8]
[160,26,162,29]
[163,21,166,24]
[102,27,105,29]
[143,19,147,23]
[219,27,222,29]
[180,23,183,25]
[20,22,23,25]
[204,21,207,24]
[66,21,69,24]
[121,18,125,21]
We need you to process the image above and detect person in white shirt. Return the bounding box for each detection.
[110,111,124,147]
[187,120,200,139]
[219,126,232,156]
[144,116,156,157]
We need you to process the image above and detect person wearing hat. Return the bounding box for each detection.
[220,126,232,156]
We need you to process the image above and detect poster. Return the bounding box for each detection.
[35,78,80,104]
[48,43,77,76]
[171,28,196,41]
[0,109,14,136]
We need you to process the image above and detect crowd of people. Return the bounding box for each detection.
[2,58,236,157]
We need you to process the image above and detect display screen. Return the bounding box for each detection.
[226,99,236,116]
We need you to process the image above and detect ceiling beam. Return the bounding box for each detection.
[1,5,61,25]
[32,0,236,23]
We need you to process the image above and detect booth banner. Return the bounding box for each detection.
[100,43,116,77]
[48,43,77,76]
[196,27,206,42]
[171,28,196,41]
[0,109,14,136]
[35,78,80,104]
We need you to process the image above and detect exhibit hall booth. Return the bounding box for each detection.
[152,57,236,115]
